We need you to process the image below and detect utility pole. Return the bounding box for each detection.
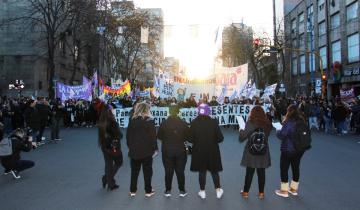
[272,0,280,83]
[307,9,315,97]
[273,0,277,45]
[325,0,331,100]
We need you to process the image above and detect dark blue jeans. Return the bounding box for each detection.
[15,160,35,172]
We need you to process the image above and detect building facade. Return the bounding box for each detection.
[0,0,100,97]
[284,0,360,98]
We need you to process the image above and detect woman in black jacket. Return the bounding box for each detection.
[239,106,272,199]
[126,102,158,197]
[1,127,35,179]
[157,105,190,197]
[189,103,224,199]
[98,104,123,191]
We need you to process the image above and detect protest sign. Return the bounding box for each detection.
[56,82,92,102]
[340,88,355,103]
[214,64,248,98]
[114,104,255,128]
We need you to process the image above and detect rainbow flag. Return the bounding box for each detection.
[103,80,131,96]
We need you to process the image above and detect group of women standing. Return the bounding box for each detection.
[97,101,308,200]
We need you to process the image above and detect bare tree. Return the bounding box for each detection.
[273,18,289,82]
[221,24,277,88]
[64,0,99,83]
[104,3,163,82]
[2,0,74,98]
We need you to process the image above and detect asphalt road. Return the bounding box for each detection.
[0,127,359,210]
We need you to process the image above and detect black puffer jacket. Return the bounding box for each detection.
[0,135,32,169]
[126,117,158,160]
[24,107,41,130]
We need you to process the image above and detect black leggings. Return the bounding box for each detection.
[103,152,123,188]
[199,171,220,190]
[280,152,304,183]
[243,167,265,193]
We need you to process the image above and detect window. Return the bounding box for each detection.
[318,21,326,36]
[300,55,306,74]
[292,58,298,75]
[292,39,297,48]
[318,0,325,11]
[309,53,315,72]
[332,40,341,63]
[299,34,305,49]
[298,13,304,34]
[346,1,358,21]
[319,46,327,69]
[331,13,340,29]
[307,5,314,32]
[291,19,297,34]
[307,5,314,16]
[348,33,359,62]
[307,37,311,50]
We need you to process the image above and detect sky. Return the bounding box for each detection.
[133,0,277,78]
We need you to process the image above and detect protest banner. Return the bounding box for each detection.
[340,88,355,103]
[114,104,255,128]
[214,64,248,97]
[56,81,92,102]
[156,64,248,101]
[158,77,214,101]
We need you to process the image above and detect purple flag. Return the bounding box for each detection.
[92,71,98,87]
[56,82,93,102]
[83,76,91,85]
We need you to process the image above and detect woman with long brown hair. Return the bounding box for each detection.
[238,105,272,199]
[275,104,307,198]
[98,103,123,191]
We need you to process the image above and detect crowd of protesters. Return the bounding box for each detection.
[1,93,360,142]
[0,92,359,199]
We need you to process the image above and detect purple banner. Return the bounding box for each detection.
[56,82,93,102]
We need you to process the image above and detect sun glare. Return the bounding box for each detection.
[166,25,220,80]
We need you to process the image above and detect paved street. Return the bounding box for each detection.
[1,127,360,210]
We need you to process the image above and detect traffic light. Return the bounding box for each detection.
[321,73,327,81]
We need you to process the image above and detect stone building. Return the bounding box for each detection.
[284,0,360,98]
[0,0,100,97]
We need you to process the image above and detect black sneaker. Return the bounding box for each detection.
[179,190,188,197]
[11,170,21,179]
[4,169,11,175]
[164,190,171,197]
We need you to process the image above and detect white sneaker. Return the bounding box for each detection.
[275,190,289,198]
[145,190,155,198]
[198,190,206,199]
[288,189,298,196]
[11,170,21,179]
[41,137,46,141]
[216,188,224,199]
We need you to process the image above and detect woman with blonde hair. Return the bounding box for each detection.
[126,102,158,197]
[238,106,272,199]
